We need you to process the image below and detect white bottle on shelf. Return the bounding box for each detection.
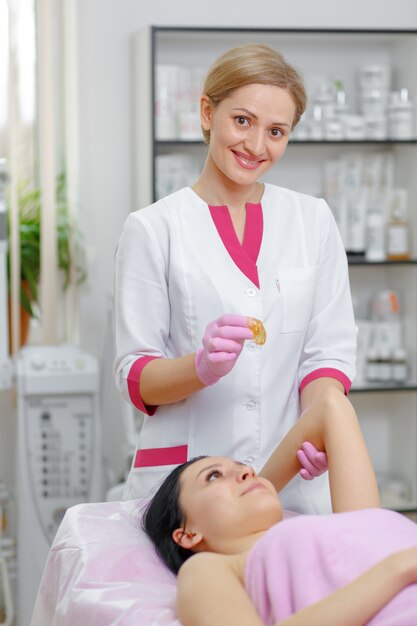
[377,346,392,382]
[386,188,411,261]
[366,211,386,261]
[155,65,179,140]
[366,347,379,382]
[387,88,416,140]
[347,190,367,256]
[391,347,408,383]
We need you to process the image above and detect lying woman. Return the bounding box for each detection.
[143,388,417,626]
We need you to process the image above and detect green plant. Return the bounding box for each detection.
[7,172,87,317]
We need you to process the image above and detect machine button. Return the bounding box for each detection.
[30,357,45,371]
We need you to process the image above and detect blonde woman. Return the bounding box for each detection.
[114,44,356,512]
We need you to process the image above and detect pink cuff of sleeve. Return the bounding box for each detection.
[299,368,352,396]
[127,356,160,416]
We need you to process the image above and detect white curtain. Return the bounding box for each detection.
[3,0,37,353]
[3,0,81,351]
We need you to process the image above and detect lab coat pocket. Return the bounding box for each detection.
[278,267,317,333]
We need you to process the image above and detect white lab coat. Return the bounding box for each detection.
[113,184,356,513]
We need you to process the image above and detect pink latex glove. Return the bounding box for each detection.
[195,314,254,385]
[297,441,328,480]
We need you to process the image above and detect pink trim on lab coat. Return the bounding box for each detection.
[127,356,160,415]
[208,203,262,288]
[134,444,188,468]
[299,367,352,395]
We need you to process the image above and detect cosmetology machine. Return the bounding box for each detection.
[1,158,104,624]
[16,345,102,625]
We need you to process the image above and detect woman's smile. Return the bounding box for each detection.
[240,480,267,496]
[231,149,266,170]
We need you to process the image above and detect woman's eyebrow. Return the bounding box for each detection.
[231,107,291,128]
[232,107,258,119]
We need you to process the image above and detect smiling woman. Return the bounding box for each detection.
[113,43,357,517]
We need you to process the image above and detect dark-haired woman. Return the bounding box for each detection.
[143,388,417,626]
[114,44,356,514]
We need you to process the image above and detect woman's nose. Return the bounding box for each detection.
[237,464,255,481]
[244,129,265,156]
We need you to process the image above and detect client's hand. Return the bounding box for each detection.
[195,314,253,385]
[297,441,328,480]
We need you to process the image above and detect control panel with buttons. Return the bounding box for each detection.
[24,393,95,541]
[17,345,102,544]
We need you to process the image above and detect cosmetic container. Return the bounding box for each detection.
[387,89,416,140]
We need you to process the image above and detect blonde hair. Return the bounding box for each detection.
[202,44,307,143]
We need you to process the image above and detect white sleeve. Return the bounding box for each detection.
[112,211,170,404]
[298,200,357,392]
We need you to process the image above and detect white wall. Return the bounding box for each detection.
[75,0,417,358]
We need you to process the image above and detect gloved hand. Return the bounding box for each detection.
[195,314,254,385]
[297,441,328,480]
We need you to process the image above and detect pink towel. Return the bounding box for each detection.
[245,508,417,625]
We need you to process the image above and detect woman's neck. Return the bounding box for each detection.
[192,156,264,211]
[200,529,267,559]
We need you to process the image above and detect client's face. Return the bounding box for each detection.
[175,456,283,554]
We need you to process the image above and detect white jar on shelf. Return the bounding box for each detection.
[324,118,344,140]
[364,113,387,140]
[344,115,366,140]
[359,88,388,116]
[358,64,391,93]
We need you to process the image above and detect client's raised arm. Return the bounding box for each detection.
[260,387,380,512]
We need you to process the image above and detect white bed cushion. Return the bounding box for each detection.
[31,499,181,626]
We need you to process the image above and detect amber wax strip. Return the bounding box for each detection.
[247,318,266,345]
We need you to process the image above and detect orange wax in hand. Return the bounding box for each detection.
[247,318,266,345]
